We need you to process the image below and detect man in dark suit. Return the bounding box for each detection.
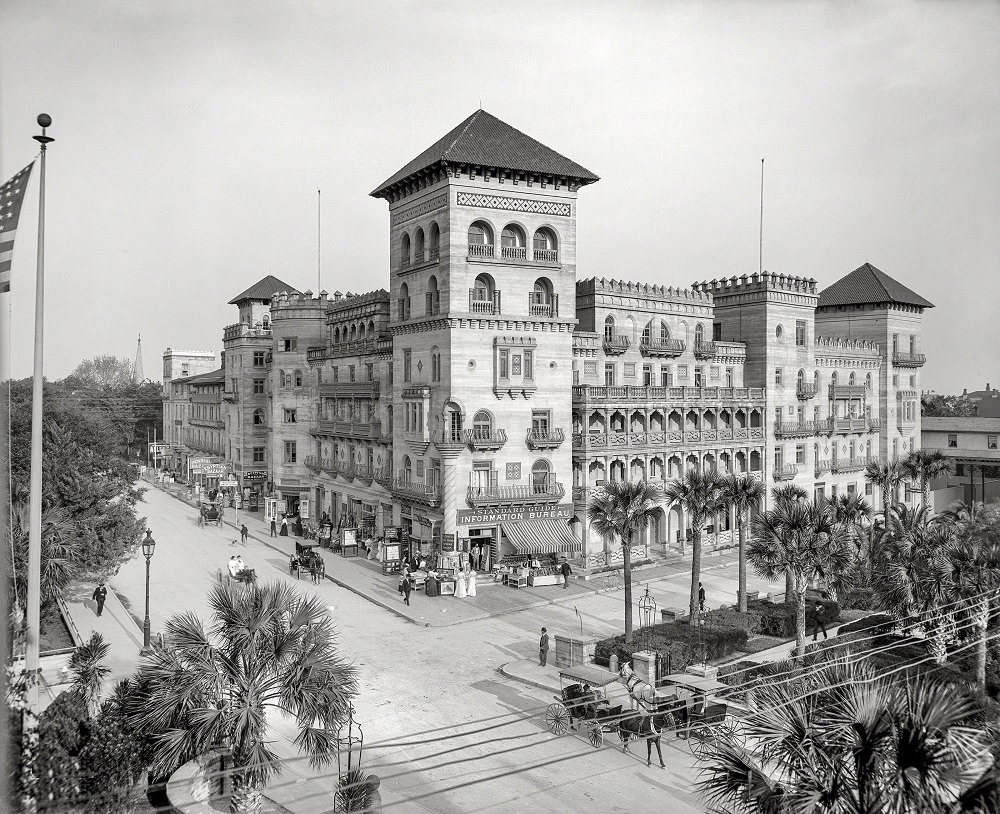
[539,627,550,666]
[93,582,108,617]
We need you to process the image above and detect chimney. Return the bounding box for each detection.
[963,388,968,396]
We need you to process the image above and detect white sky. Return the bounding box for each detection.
[1,1,997,392]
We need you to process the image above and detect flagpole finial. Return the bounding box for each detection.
[37,113,51,128]
[34,114,53,145]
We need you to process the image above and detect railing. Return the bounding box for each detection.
[464,428,507,451]
[693,340,716,359]
[325,337,392,359]
[892,352,926,367]
[223,323,272,341]
[602,334,630,354]
[413,249,425,264]
[575,427,766,448]
[318,381,380,399]
[468,243,495,259]
[639,337,686,356]
[306,347,327,364]
[526,427,565,450]
[469,290,501,315]
[501,245,527,261]
[831,457,873,473]
[390,479,442,506]
[312,419,382,439]
[528,293,559,318]
[868,417,882,431]
[429,246,440,262]
[774,419,832,437]
[833,417,869,433]
[466,482,565,507]
[815,459,832,475]
[222,389,239,403]
[534,248,558,263]
[830,384,867,399]
[434,430,466,452]
[189,418,225,429]
[572,385,767,403]
[773,463,799,480]
[796,383,819,399]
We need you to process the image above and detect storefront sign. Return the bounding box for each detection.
[243,471,268,481]
[202,463,231,476]
[456,504,574,525]
[219,479,238,488]
[442,533,456,551]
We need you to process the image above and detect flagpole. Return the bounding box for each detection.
[759,157,764,276]
[25,114,53,719]
[0,238,11,814]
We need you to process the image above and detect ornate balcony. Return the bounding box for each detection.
[639,337,686,357]
[773,463,799,481]
[466,482,565,507]
[833,417,869,434]
[831,457,873,474]
[693,340,717,359]
[815,459,832,475]
[433,429,466,453]
[390,479,442,507]
[602,334,630,355]
[306,347,328,364]
[469,290,501,315]
[830,384,867,399]
[501,245,527,261]
[189,418,225,429]
[796,383,819,400]
[526,427,566,450]
[868,417,882,432]
[223,323,272,342]
[572,385,767,404]
[892,352,926,367]
[468,243,495,259]
[533,248,558,263]
[774,420,827,438]
[528,293,559,318]
[311,419,382,439]
[464,428,507,451]
[318,381,380,399]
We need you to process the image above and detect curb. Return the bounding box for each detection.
[497,662,560,694]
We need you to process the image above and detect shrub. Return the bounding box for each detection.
[594,620,750,671]
[837,613,895,637]
[747,594,840,638]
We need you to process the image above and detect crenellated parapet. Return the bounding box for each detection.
[578,277,713,305]
[270,289,329,320]
[693,272,818,298]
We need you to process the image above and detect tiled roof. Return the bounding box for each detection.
[923,416,1000,432]
[371,109,599,198]
[177,367,225,385]
[818,263,934,309]
[229,275,299,305]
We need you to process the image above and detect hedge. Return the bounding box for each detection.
[747,592,841,638]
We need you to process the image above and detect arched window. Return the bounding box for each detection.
[530,278,554,315]
[401,455,412,482]
[279,370,287,388]
[471,274,495,313]
[261,315,269,329]
[849,372,856,386]
[532,228,558,262]
[428,222,440,259]
[866,373,872,390]
[368,320,375,335]
[334,327,341,344]
[444,402,463,443]
[468,221,493,257]
[426,275,440,315]
[399,282,410,320]
[797,369,805,388]
[831,371,839,386]
[253,409,265,426]
[695,323,704,345]
[472,410,493,440]
[531,459,552,492]
[501,224,526,260]
[604,315,616,342]
[400,233,411,267]
[294,369,303,387]
[659,320,670,341]
[814,370,820,389]
[641,320,652,344]
[413,227,425,262]
[350,324,357,341]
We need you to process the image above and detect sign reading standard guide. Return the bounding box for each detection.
[456,504,573,525]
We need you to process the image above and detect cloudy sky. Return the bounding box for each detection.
[2,1,997,392]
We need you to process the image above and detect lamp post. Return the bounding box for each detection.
[638,585,656,653]
[141,529,156,652]
[334,704,366,812]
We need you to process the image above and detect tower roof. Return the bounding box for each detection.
[229,275,299,305]
[371,109,599,199]
[817,263,934,309]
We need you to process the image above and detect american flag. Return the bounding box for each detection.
[0,162,35,294]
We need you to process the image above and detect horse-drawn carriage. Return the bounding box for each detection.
[218,563,257,585]
[289,541,325,582]
[656,672,745,757]
[198,502,223,527]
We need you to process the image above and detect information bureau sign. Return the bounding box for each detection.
[456,504,574,525]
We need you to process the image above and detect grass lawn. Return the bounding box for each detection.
[39,605,74,652]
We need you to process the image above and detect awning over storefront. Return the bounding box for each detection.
[501,520,581,555]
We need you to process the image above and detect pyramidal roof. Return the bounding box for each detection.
[818,263,934,309]
[371,109,599,198]
[229,275,299,305]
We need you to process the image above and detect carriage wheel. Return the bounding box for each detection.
[715,719,745,749]
[586,721,604,748]
[545,703,570,735]
[689,730,712,759]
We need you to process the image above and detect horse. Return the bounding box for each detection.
[618,662,656,707]
[617,707,674,768]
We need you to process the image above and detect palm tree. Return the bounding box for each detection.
[663,469,724,619]
[69,631,111,718]
[10,502,78,617]
[131,580,358,814]
[719,473,765,612]
[901,448,952,512]
[771,483,808,602]
[697,658,994,814]
[865,457,904,531]
[749,498,852,657]
[587,480,662,645]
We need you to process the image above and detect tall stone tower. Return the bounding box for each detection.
[371,110,598,556]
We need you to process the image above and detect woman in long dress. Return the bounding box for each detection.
[467,570,477,597]
[455,567,468,599]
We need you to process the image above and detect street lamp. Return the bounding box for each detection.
[638,585,657,629]
[141,529,156,652]
[334,704,367,812]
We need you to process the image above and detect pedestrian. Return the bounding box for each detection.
[698,582,706,612]
[270,517,277,537]
[280,515,289,537]
[92,581,108,617]
[560,558,572,589]
[539,627,550,666]
[295,515,303,537]
[812,601,828,641]
[402,572,413,606]
[240,524,249,545]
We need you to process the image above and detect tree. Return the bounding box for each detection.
[922,392,978,417]
[66,355,135,390]
[771,483,808,603]
[749,499,853,657]
[9,503,78,619]
[865,457,904,530]
[696,659,995,814]
[587,480,662,645]
[131,580,358,814]
[70,632,112,718]
[664,469,725,619]
[902,448,952,512]
[719,474,765,613]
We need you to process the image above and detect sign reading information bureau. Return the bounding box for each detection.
[456,504,574,525]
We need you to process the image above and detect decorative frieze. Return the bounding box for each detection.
[391,192,448,228]
[456,192,571,217]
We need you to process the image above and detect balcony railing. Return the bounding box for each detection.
[324,337,392,360]
[222,389,239,403]
[464,428,507,451]
[189,418,225,429]
[533,248,558,263]
[528,293,559,318]
[466,482,565,507]
[773,463,799,481]
[868,417,882,431]
[830,384,867,399]
[573,427,766,448]
[639,337,686,357]
[306,347,328,364]
[501,245,527,261]
[318,381,380,399]
[831,457,874,473]
[815,459,832,475]
[572,385,767,404]
[223,323,272,342]
[413,249,425,264]
[796,383,819,399]
[390,479,442,507]
[400,255,410,268]
[429,247,440,262]
[434,429,466,453]
[312,419,382,439]
[774,420,832,438]
[469,290,501,315]
[468,243,495,259]
[892,352,926,367]
[526,427,566,450]
[602,334,630,354]
[693,340,717,359]
[833,417,869,434]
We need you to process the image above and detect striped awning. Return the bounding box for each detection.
[501,520,581,555]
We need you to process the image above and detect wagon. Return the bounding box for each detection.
[289,549,325,581]
[199,503,223,527]
[544,664,624,748]
[657,673,746,758]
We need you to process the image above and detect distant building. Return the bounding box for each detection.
[966,383,1000,417]
[161,348,216,397]
[923,415,1000,506]
[162,367,226,485]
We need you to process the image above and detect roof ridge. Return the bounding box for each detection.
[441,109,482,162]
